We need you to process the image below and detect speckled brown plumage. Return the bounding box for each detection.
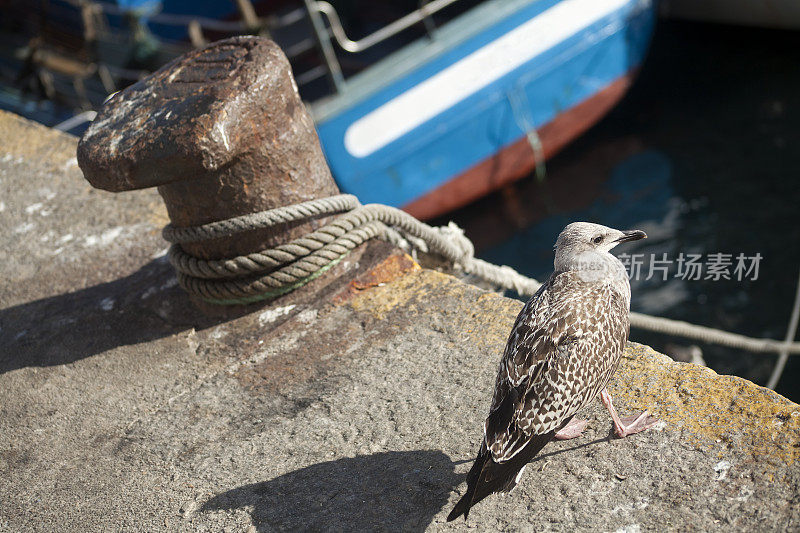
[448,222,655,522]
[486,270,629,461]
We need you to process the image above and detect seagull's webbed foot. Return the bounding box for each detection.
[554,418,589,440]
[600,389,659,438]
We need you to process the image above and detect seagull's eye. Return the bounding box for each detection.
[592,236,603,244]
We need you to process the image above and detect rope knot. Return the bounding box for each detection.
[436,222,475,266]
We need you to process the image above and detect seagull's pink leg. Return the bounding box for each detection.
[600,389,659,438]
[554,418,589,440]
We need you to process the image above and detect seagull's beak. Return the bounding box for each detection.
[614,230,647,243]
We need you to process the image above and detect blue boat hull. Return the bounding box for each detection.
[314,0,656,219]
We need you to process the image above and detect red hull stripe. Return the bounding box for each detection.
[402,73,635,220]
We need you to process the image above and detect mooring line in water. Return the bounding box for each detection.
[163,195,800,366]
[766,271,800,389]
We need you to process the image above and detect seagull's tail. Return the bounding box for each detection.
[446,446,490,522]
[446,430,557,522]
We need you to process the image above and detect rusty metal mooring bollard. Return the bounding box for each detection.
[77,36,340,265]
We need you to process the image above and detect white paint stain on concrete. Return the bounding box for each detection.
[62,157,78,172]
[14,222,35,234]
[296,309,318,324]
[25,202,44,215]
[99,297,115,311]
[84,226,125,247]
[1,154,24,165]
[151,247,169,259]
[714,460,732,481]
[210,326,228,340]
[258,305,296,326]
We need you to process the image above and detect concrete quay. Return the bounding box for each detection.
[1,111,798,532]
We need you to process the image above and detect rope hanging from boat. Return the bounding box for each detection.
[163,194,800,355]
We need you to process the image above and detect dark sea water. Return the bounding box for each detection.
[438,21,800,401]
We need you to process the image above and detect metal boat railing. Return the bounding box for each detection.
[303,0,466,93]
[310,0,461,53]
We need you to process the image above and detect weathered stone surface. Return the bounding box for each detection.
[1,111,798,532]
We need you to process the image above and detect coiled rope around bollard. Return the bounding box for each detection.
[163,194,800,355]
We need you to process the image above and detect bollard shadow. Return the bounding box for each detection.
[0,239,392,375]
[0,258,235,374]
[201,450,462,532]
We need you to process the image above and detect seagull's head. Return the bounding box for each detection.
[554,222,646,273]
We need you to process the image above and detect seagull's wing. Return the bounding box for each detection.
[485,272,609,462]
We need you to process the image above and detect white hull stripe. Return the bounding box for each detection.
[343,0,633,158]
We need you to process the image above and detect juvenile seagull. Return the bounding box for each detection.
[447,222,658,521]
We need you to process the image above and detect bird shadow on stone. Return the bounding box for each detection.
[201,450,462,532]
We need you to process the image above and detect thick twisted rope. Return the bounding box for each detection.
[163,194,800,355]
[176,220,385,303]
[162,194,361,244]
[163,196,477,302]
[628,312,800,355]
